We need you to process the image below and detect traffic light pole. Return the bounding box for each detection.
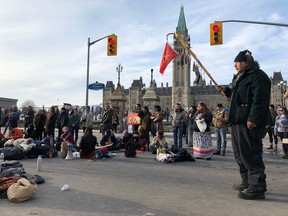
[85,35,109,106]
[214,20,288,27]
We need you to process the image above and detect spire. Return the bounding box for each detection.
[176,6,187,33]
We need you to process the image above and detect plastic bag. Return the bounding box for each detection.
[7,178,37,203]
[196,120,207,132]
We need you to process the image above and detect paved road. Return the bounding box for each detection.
[0,131,287,216]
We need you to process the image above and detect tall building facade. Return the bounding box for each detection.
[172,6,191,108]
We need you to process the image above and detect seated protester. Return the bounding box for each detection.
[24,124,35,139]
[60,126,75,158]
[60,126,75,145]
[100,130,117,150]
[8,126,23,140]
[77,128,97,159]
[149,130,168,154]
[122,130,133,146]
[137,125,149,151]
[0,132,5,148]
[123,130,137,158]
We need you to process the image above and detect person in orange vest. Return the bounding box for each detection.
[8,126,23,140]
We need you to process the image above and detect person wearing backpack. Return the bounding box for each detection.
[213,103,229,156]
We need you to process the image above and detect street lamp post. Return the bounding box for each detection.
[85,36,108,106]
[278,80,287,107]
[150,68,153,87]
[116,63,123,87]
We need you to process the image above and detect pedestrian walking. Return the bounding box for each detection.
[274,107,288,159]
[266,104,278,151]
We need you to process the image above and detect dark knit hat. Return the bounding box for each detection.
[217,103,223,108]
[234,50,253,62]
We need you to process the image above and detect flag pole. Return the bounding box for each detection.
[170,32,218,85]
[167,32,228,101]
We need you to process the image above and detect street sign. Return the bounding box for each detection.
[88,82,105,90]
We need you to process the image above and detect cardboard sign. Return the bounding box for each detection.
[127,113,141,125]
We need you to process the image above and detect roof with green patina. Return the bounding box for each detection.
[176,6,187,33]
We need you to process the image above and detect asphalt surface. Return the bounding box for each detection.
[0,131,287,216]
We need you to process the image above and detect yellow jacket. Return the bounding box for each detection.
[213,110,229,128]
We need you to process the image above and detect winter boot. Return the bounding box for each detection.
[238,173,266,200]
[238,186,265,200]
[233,174,248,191]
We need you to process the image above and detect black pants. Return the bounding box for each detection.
[70,126,79,143]
[231,124,266,190]
[267,127,278,145]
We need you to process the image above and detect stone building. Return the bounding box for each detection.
[0,97,18,110]
[270,71,287,107]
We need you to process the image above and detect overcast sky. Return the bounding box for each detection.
[1,0,288,108]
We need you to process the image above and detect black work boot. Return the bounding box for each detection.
[233,174,248,191]
[233,182,248,191]
[213,150,221,155]
[238,186,265,200]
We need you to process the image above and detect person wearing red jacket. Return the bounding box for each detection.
[8,126,23,140]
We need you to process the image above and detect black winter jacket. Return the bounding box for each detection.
[224,67,271,128]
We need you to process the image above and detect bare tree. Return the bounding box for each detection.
[21,99,36,109]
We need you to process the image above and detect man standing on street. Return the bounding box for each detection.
[171,102,186,150]
[81,106,94,133]
[216,50,271,200]
[213,103,229,156]
[100,103,113,136]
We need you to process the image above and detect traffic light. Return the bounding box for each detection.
[210,22,223,45]
[107,35,117,56]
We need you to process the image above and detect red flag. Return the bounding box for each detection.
[159,42,179,75]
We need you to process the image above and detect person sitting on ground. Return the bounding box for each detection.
[60,126,75,158]
[149,130,168,154]
[137,125,149,151]
[122,130,137,158]
[24,124,35,139]
[60,126,75,145]
[77,128,97,159]
[7,126,23,140]
[0,132,4,142]
[100,130,117,150]
[122,130,133,147]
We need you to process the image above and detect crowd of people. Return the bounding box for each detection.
[0,50,287,201]
[0,97,287,164]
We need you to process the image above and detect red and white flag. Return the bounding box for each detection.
[159,42,179,75]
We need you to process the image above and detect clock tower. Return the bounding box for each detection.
[172,6,191,109]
